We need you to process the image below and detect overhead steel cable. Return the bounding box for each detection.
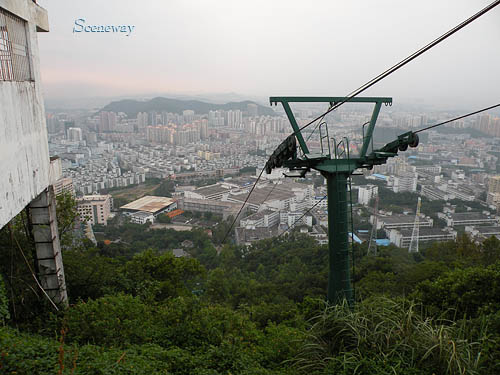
[221,0,500,244]
[221,166,266,244]
[289,0,500,137]
[279,195,326,237]
[305,103,334,143]
[414,103,500,134]
[261,180,278,205]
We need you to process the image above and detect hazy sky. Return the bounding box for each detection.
[37,0,500,108]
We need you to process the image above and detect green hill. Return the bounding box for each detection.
[100,97,276,117]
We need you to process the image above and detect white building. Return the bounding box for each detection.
[130,211,155,225]
[393,172,417,193]
[389,228,456,248]
[67,127,83,142]
[240,209,279,229]
[358,185,378,205]
[280,211,313,228]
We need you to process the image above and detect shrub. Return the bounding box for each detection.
[291,297,482,375]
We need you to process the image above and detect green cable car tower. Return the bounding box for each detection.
[266,97,419,305]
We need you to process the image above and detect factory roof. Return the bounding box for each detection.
[120,196,175,213]
[449,212,492,221]
[194,184,230,197]
[475,226,500,234]
[229,185,295,206]
[397,228,454,236]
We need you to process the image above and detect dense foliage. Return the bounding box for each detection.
[1,198,500,374]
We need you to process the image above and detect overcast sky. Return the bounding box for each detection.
[36,0,500,108]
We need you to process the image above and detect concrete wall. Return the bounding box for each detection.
[0,0,50,228]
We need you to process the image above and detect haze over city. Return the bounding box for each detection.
[37,0,500,109]
[2,1,500,373]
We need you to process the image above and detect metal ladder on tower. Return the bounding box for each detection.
[332,136,354,306]
[409,197,421,253]
[367,194,379,255]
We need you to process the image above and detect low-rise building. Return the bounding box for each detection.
[445,212,498,227]
[130,211,155,225]
[77,194,113,225]
[421,185,452,201]
[374,214,433,231]
[389,228,456,248]
[120,196,177,217]
[465,226,500,241]
[280,211,313,228]
[235,226,279,246]
[240,209,279,229]
[178,197,242,220]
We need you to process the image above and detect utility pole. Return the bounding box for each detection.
[267,96,419,305]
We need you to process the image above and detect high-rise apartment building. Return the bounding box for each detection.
[358,185,378,206]
[67,127,83,142]
[99,111,117,132]
[136,111,148,131]
[487,176,500,210]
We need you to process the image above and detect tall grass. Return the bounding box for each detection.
[291,297,483,375]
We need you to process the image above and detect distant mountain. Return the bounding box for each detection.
[100,97,276,117]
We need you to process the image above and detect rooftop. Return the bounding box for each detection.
[194,184,230,197]
[229,185,295,205]
[120,196,175,213]
[449,212,492,221]
[398,228,453,236]
[475,226,500,234]
[241,209,277,221]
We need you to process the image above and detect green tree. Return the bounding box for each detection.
[0,274,9,325]
[55,191,79,248]
[153,179,175,197]
[413,262,500,318]
[157,214,172,224]
[123,249,206,302]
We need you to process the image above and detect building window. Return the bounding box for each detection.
[0,8,32,81]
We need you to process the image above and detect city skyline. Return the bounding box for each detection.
[37,0,500,109]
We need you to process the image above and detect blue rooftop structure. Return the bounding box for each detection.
[375,239,391,246]
[372,173,388,181]
[349,232,362,244]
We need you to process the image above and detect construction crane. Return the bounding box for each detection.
[367,195,379,256]
[266,96,419,305]
[409,197,421,253]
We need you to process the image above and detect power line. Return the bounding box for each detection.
[8,224,59,311]
[414,103,500,134]
[223,1,500,243]
[305,103,334,143]
[221,166,266,244]
[279,195,326,237]
[261,180,278,205]
[289,0,500,138]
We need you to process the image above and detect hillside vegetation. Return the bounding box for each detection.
[1,196,499,374]
[100,97,276,117]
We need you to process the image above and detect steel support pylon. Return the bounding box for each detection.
[267,96,419,308]
[326,172,353,305]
